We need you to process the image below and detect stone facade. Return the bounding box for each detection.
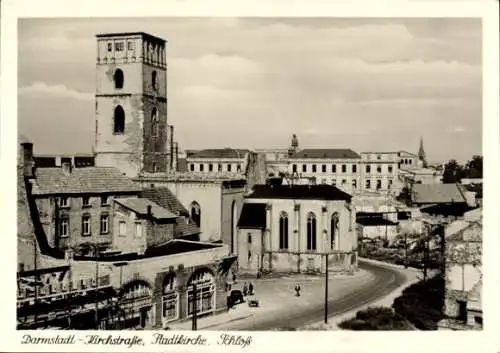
[238,198,358,274]
[95,33,170,178]
[112,201,175,253]
[441,220,482,330]
[359,152,400,193]
[34,193,139,251]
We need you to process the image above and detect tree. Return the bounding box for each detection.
[442,159,465,184]
[465,155,482,179]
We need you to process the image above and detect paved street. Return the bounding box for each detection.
[170,260,407,331]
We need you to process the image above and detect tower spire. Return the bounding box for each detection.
[418,137,427,167]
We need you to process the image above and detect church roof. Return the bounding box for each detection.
[31,167,140,196]
[237,203,266,229]
[247,184,352,201]
[292,148,360,159]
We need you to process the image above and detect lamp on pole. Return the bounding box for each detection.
[324,253,329,324]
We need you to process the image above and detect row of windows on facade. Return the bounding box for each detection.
[319,178,392,190]
[247,212,342,251]
[291,164,395,174]
[59,215,145,238]
[112,68,159,91]
[189,163,242,173]
[112,105,160,137]
[57,195,110,208]
[58,214,110,238]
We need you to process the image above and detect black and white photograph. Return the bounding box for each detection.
[2,1,499,352]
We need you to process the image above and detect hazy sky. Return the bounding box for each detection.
[18,18,482,163]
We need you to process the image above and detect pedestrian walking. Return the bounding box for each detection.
[226,288,232,311]
[295,284,301,297]
[243,282,248,297]
[248,282,254,296]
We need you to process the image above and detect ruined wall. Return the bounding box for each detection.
[220,187,246,253]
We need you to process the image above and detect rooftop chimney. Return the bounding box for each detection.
[62,162,72,176]
[21,142,35,178]
[147,205,153,218]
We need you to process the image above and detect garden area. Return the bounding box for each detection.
[358,233,443,270]
[338,307,415,331]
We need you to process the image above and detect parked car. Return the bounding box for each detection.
[230,290,245,305]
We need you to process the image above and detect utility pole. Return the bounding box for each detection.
[404,231,408,269]
[192,284,198,331]
[324,253,329,324]
[33,238,38,326]
[95,246,100,329]
[423,225,429,281]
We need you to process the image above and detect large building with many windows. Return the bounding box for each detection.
[236,184,358,274]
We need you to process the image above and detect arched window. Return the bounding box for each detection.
[279,212,289,249]
[114,69,124,89]
[330,213,339,250]
[113,105,125,135]
[187,269,215,316]
[190,201,201,228]
[151,107,159,137]
[152,71,157,90]
[306,212,317,250]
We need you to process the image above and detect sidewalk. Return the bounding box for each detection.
[168,303,256,331]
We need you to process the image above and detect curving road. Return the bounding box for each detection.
[217,261,407,331]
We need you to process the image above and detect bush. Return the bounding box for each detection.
[339,306,414,331]
[392,275,445,330]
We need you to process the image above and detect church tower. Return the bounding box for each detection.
[418,137,427,168]
[94,32,169,177]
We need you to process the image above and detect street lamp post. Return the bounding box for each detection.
[94,245,100,329]
[192,284,198,331]
[324,253,329,324]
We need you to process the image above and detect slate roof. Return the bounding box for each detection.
[292,149,360,159]
[31,167,140,195]
[412,183,467,204]
[237,203,267,229]
[247,184,352,201]
[140,187,190,217]
[114,198,177,220]
[357,218,398,226]
[186,148,250,159]
[175,219,201,238]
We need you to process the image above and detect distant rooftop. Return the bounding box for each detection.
[186,148,250,159]
[412,183,468,204]
[292,149,360,159]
